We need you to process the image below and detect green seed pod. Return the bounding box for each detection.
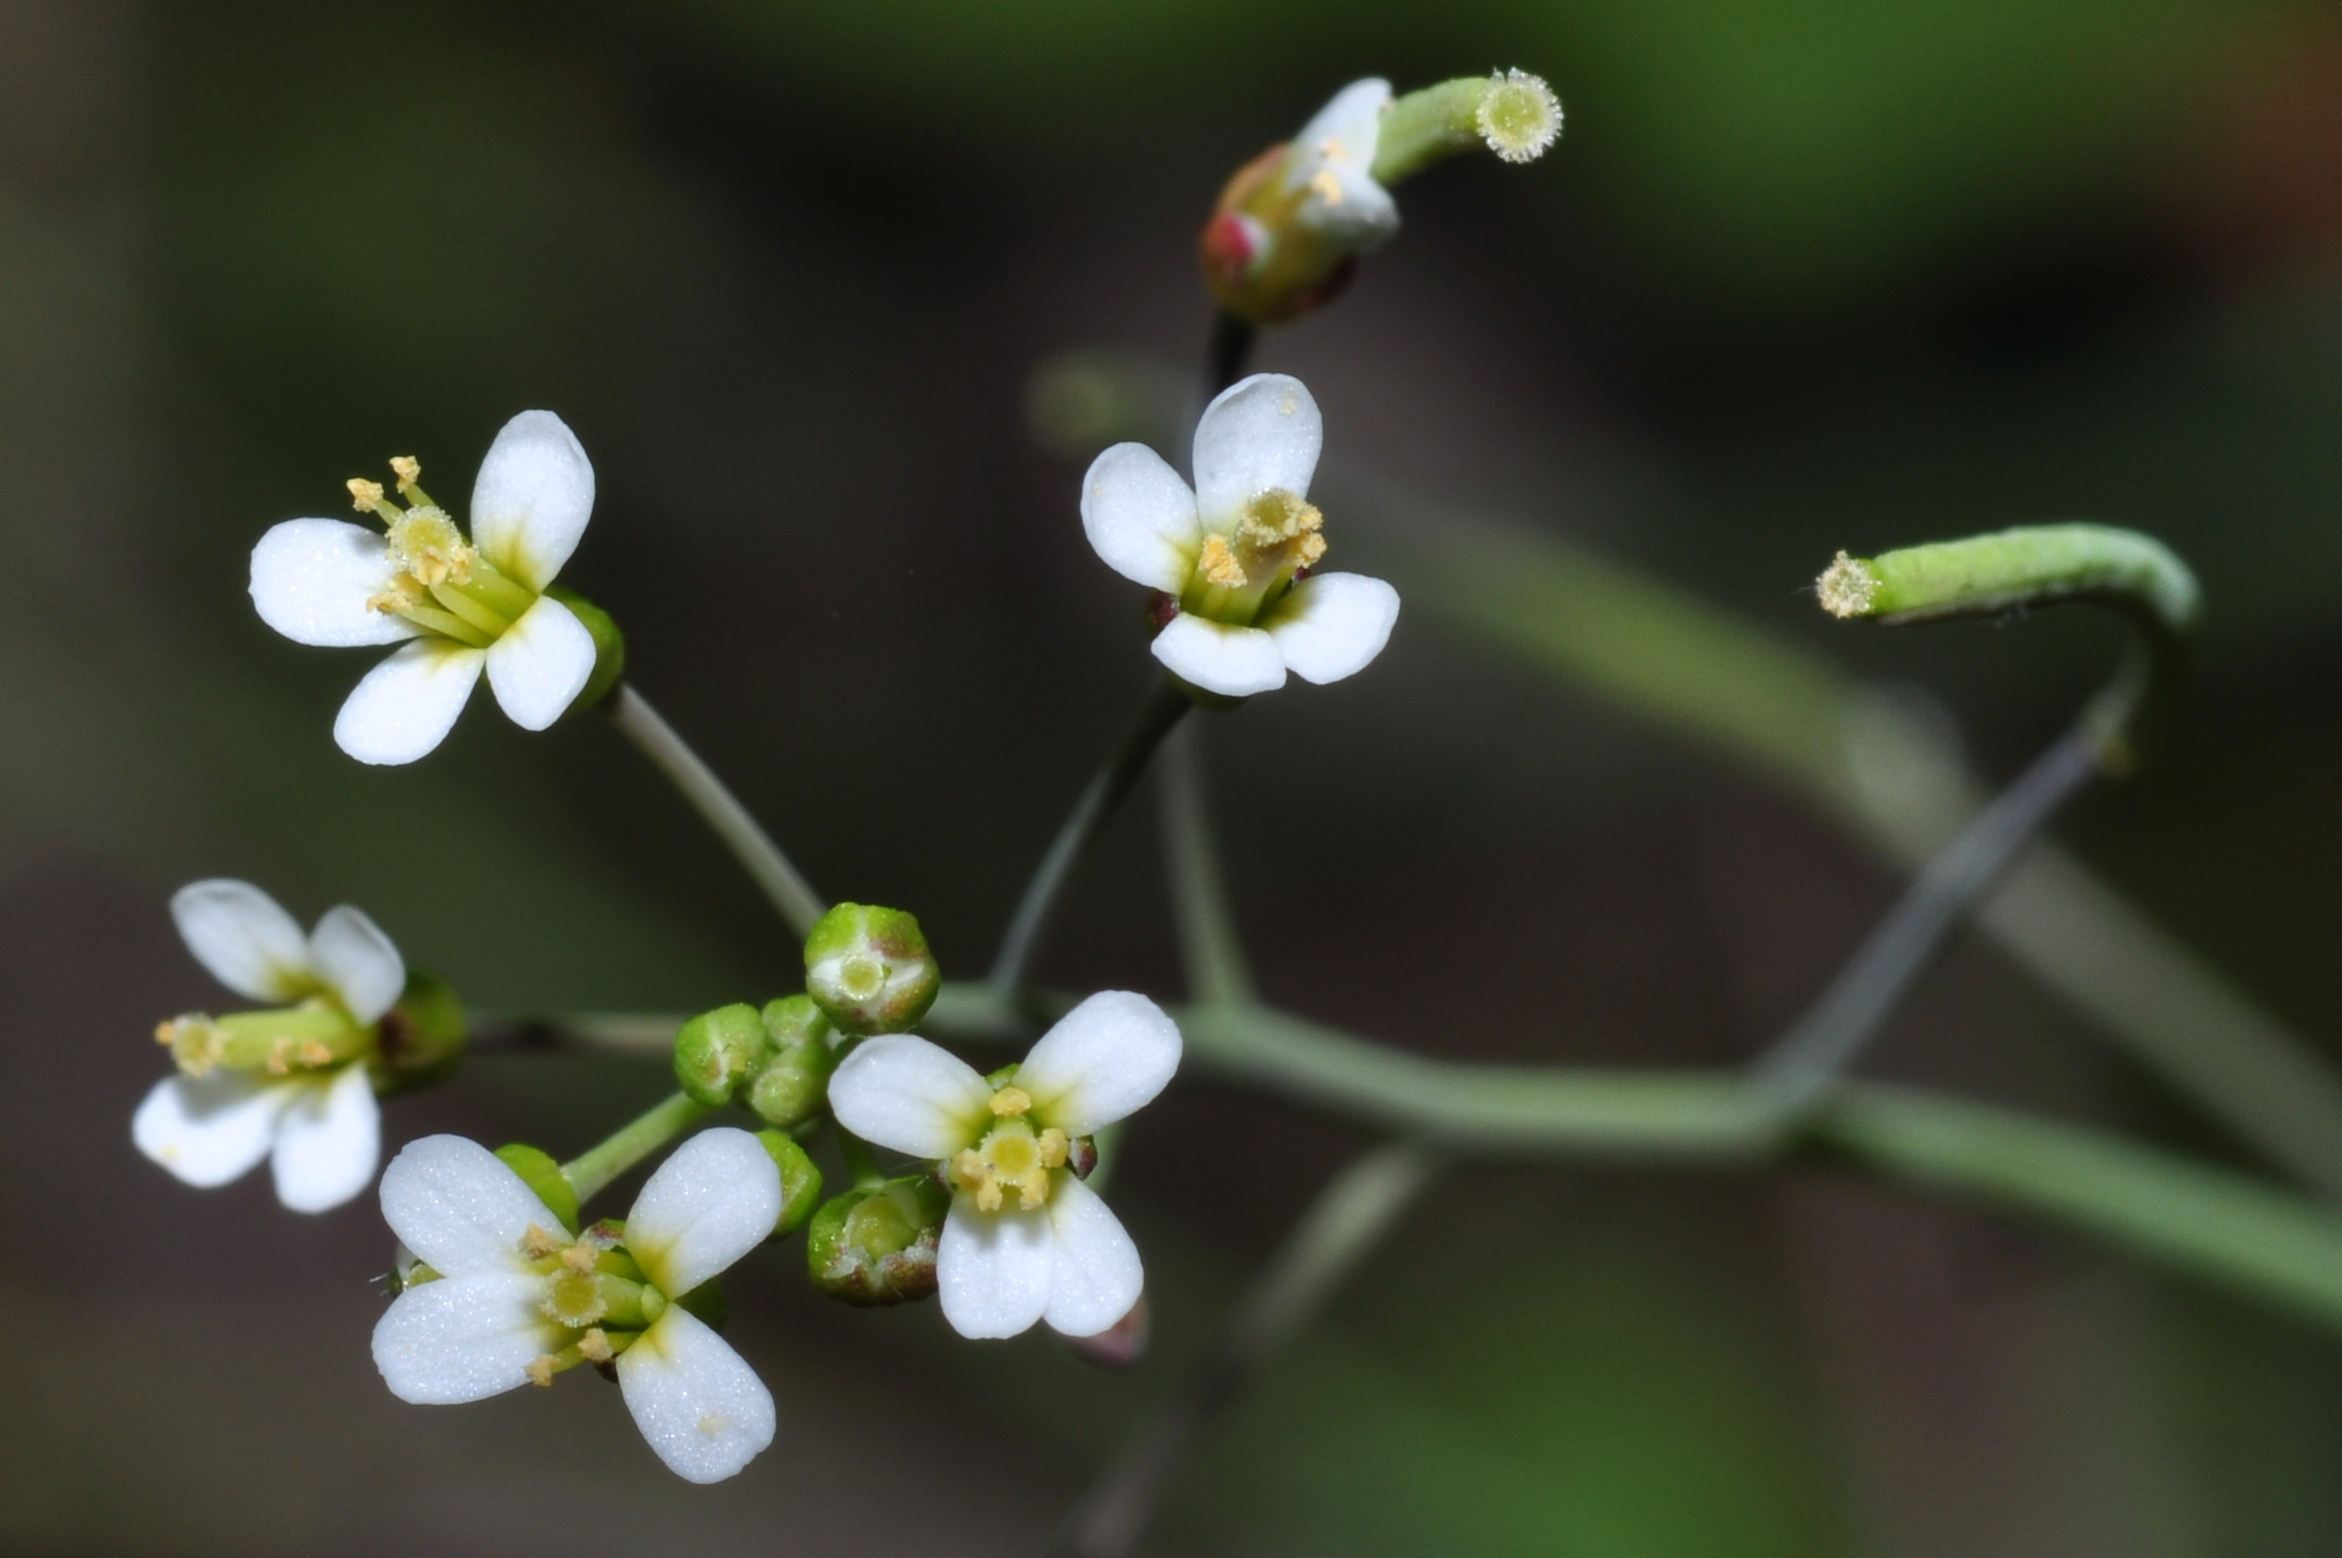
[803,904,940,1037]
[755,1129,825,1238]
[371,971,468,1095]
[493,1142,579,1235]
[672,1002,771,1107]
[805,1177,948,1306]
[745,996,837,1129]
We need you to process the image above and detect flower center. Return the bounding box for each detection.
[346,457,538,648]
[154,999,368,1078]
[1181,488,1328,626]
[951,1086,1069,1212]
[836,953,888,1003]
[513,1222,668,1386]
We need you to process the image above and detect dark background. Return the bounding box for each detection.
[6,0,2342,1552]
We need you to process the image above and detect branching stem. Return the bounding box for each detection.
[560,1090,714,1206]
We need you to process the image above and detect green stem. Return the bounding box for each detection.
[1749,726,2101,1113]
[988,680,1192,998]
[1054,1142,1439,1558]
[1157,721,1255,1007]
[1369,78,1491,184]
[560,1091,715,1206]
[603,683,826,940]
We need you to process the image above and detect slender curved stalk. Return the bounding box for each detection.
[1157,720,1255,1007]
[603,683,826,939]
[988,680,1192,997]
[1055,1142,1440,1558]
[560,1091,714,1205]
[1750,727,2101,1113]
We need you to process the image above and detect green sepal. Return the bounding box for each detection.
[805,1176,948,1307]
[674,1275,727,1332]
[755,1129,825,1238]
[371,970,467,1095]
[746,995,837,1128]
[672,1002,770,1107]
[545,583,627,712]
[494,1143,579,1235]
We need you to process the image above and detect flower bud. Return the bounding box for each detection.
[672,1003,771,1107]
[744,996,837,1129]
[803,904,940,1037]
[756,1129,824,1238]
[493,1142,579,1234]
[371,971,468,1094]
[544,583,627,713]
[805,1177,948,1306]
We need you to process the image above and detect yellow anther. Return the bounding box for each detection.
[153,1020,174,1046]
[347,478,386,511]
[1310,166,1346,206]
[560,1242,599,1276]
[525,1356,556,1388]
[1295,531,1328,569]
[383,507,476,589]
[264,1036,294,1076]
[952,1117,1063,1212]
[521,1224,568,1259]
[1038,1128,1068,1170]
[296,1039,333,1068]
[988,1085,1032,1117]
[1198,534,1247,587]
[577,1328,613,1364]
[388,455,421,494]
[1319,135,1349,164]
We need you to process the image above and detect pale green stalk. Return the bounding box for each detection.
[1157,720,1255,1007]
[1055,1142,1440,1558]
[604,684,826,940]
[560,1091,715,1205]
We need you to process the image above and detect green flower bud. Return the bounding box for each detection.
[544,583,627,713]
[803,904,940,1037]
[672,1002,771,1107]
[371,970,468,1095]
[756,1129,824,1238]
[805,1177,948,1307]
[745,996,837,1128]
[494,1142,580,1234]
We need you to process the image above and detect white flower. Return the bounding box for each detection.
[1279,78,1400,251]
[132,880,404,1213]
[371,1129,782,1484]
[249,410,601,765]
[1080,373,1399,698]
[826,991,1181,1340]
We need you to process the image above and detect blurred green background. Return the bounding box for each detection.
[6,0,2342,1552]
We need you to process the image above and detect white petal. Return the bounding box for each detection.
[1192,374,1322,522]
[937,1198,1053,1340]
[379,1134,564,1277]
[1080,442,1200,592]
[372,1270,563,1404]
[469,409,594,592]
[1300,161,1399,248]
[623,1128,782,1300]
[826,1035,994,1159]
[269,1064,381,1213]
[1289,78,1393,184]
[1042,1175,1144,1338]
[1261,572,1401,685]
[307,905,406,1025]
[170,879,314,1002]
[248,519,419,648]
[1150,613,1286,697]
[484,594,595,732]
[617,1308,776,1484]
[131,1073,289,1188]
[333,640,485,766]
[1016,990,1182,1138]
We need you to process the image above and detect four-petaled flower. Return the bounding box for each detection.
[372,1129,782,1484]
[133,880,405,1213]
[249,410,602,765]
[827,991,1181,1339]
[1081,373,1399,698]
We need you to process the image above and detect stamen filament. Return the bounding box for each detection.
[427,580,513,639]
[395,603,495,647]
